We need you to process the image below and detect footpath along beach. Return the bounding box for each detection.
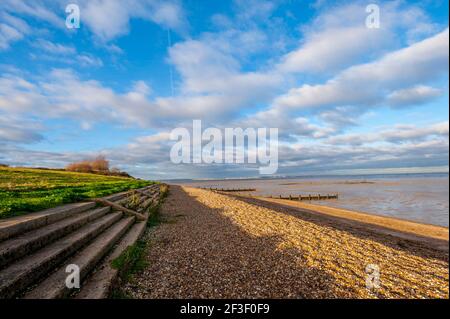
[123,186,449,299]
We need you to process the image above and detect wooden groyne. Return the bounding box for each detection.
[201,187,338,201]
[203,187,256,192]
[268,194,339,201]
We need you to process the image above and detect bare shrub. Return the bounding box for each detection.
[66,161,93,173]
[66,156,134,178]
[91,155,109,172]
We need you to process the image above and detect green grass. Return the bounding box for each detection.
[111,239,149,281]
[0,166,154,219]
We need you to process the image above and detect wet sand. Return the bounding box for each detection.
[124,186,449,299]
[250,196,449,250]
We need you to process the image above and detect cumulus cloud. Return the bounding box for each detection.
[157,37,285,124]
[77,0,188,41]
[387,85,443,107]
[168,33,282,98]
[2,124,447,179]
[0,0,188,48]
[274,28,449,111]
[278,26,388,74]
[278,3,390,74]
[0,0,448,178]
[324,121,449,146]
[278,1,441,74]
[0,115,44,143]
[278,137,449,174]
[382,122,449,143]
[236,107,335,141]
[0,65,280,131]
[0,69,140,125]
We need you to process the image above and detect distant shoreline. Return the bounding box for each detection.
[164,171,449,183]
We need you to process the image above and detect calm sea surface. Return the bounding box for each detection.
[176,173,449,227]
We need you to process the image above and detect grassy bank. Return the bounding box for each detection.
[0,167,153,219]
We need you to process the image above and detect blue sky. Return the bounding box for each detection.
[0,0,448,180]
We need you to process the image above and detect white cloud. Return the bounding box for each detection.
[167,38,284,120]
[0,0,188,48]
[29,39,103,68]
[387,85,443,107]
[382,122,449,143]
[81,0,135,41]
[0,0,62,28]
[0,67,275,130]
[278,137,449,174]
[150,1,186,31]
[278,26,390,74]
[0,23,23,50]
[80,0,187,41]
[236,107,335,140]
[1,12,31,34]
[0,12,30,50]
[0,0,448,178]
[76,54,103,67]
[274,28,449,111]
[2,124,447,179]
[0,115,44,143]
[277,1,440,75]
[325,121,449,146]
[34,39,76,55]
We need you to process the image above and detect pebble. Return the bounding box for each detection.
[122,186,449,299]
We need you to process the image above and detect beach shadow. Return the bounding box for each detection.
[228,194,448,262]
[140,185,347,299]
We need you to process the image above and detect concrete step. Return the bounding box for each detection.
[138,195,149,205]
[75,221,147,299]
[0,186,152,243]
[24,216,135,299]
[0,212,123,299]
[0,207,110,269]
[0,202,96,242]
[102,191,129,202]
[138,198,154,213]
[115,197,130,206]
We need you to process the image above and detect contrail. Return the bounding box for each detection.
[167,29,174,97]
